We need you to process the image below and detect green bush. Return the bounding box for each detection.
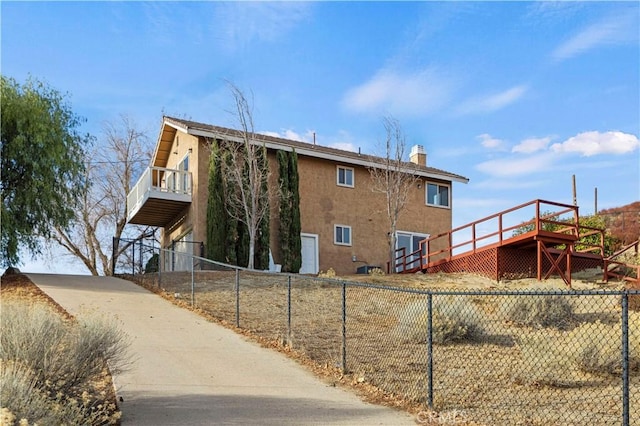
[0,300,130,424]
[397,296,486,344]
[501,295,575,330]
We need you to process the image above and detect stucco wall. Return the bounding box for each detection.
[295,155,452,274]
[159,131,454,275]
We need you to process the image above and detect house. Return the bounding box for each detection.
[126,116,469,275]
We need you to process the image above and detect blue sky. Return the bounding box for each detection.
[2,1,639,274]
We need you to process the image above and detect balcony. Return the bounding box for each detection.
[127,167,192,227]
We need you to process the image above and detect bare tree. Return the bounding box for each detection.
[52,115,154,275]
[221,83,271,270]
[369,116,419,272]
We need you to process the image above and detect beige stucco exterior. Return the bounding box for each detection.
[132,117,467,275]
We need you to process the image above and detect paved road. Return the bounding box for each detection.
[28,274,416,426]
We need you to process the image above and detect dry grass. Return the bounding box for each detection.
[0,272,123,425]
[128,270,639,426]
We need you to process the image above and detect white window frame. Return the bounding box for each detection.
[336,166,354,188]
[334,224,352,246]
[426,182,450,209]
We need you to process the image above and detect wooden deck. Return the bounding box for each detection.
[394,199,607,287]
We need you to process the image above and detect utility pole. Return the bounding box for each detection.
[572,175,577,206]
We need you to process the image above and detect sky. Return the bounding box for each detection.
[2,1,639,274]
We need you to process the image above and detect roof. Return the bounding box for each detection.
[154,116,469,184]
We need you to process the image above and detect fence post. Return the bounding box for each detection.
[427,293,434,409]
[287,275,292,344]
[341,280,347,374]
[235,269,240,328]
[111,237,117,276]
[622,291,629,426]
[191,256,195,307]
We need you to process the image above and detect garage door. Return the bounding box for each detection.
[300,233,319,274]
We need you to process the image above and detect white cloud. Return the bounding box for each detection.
[215,3,312,49]
[456,85,528,115]
[475,152,555,177]
[342,67,455,116]
[477,133,506,150]
[550,131,640,156]
[512,136,552,154]
[327,142,358,152]
[259,129,357,153]
[552,12,639,61]
[259,129,315,143]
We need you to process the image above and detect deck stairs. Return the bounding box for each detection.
[604,239,639,285]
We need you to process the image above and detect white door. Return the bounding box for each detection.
[300,233,319,274]
[172,231,193,271]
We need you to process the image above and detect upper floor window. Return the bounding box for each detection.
[337,166,354,188]
[334,224,352,246]
[426,183,450,208]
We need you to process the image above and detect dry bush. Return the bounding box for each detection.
[397,296,486,344]
[0,300,129,425]
[0,361,117,425]
[568,320,640,376]
[500,295,575,330]
[515,332,580,387]
[516,317,640,387]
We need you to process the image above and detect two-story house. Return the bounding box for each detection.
[126,117,468,275]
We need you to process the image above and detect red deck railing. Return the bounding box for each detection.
[604,240,640,284]
[395,199,606,274]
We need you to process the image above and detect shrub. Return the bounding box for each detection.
[515,332,580,387]
[397,296,486,344]
[318,267,336,278]
[567,321,640,376]
[500,295,575,330]
[0,300,129,424]
[516,318,640,387]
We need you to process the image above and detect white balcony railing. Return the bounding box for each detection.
[127,166,192,223]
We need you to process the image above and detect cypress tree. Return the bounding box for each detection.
[255,145,270,270]
[288,149,302,273]
[223,148,239,266]
[206,140,227,262]
[277,150,292,271]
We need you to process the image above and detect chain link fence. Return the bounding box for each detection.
[119,243,639,425]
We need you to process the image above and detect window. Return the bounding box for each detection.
[426,183,450,207]
[337,166,354,187]
[179,155,190,193]
[334,225,352,246]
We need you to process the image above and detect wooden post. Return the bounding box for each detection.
[572,175,577,206]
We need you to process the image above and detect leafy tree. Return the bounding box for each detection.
[513,212,618,256]
[206,139,227,262]
[1,76,89,267]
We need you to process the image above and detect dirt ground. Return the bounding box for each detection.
[131,268,638,426]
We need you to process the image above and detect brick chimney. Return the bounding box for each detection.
[410,145,427,166]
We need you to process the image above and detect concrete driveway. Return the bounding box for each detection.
[27,274,416,426]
